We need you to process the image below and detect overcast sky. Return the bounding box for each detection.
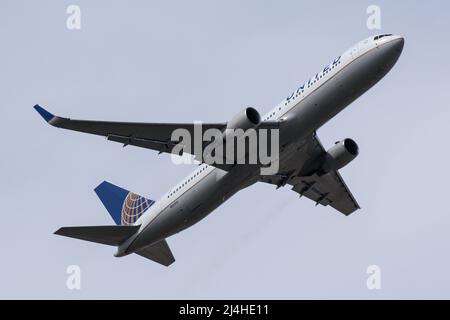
[1,0,450,299]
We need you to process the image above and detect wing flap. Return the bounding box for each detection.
[291,171,360,215]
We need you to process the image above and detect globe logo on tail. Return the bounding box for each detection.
[121,192,154,225]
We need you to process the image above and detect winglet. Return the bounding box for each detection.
[33,104,55,122]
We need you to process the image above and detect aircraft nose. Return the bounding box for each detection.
[390,37,405,54]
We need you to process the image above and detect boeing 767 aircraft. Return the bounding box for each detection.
[35,34,404,266]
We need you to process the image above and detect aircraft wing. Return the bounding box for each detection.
[259,133,360,215]
[34,104,280,171]
[33,104,232,169]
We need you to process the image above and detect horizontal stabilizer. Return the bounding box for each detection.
[55,225,140,246]
[135,239,175,266]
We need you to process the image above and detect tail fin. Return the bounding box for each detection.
[94,181,155,225]
[55,225,140,246]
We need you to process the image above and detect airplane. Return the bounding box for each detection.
[34,34,404,266]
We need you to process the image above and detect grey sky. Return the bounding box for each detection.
[1,0,449,299]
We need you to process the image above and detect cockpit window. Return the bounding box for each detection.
[374,34,393,40]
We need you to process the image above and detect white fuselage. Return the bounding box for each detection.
[118,34,404,255]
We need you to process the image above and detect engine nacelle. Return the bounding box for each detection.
[321,138,359,173]
[226,107,261,131]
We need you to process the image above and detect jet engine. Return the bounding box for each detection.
[226,107,261,131]
[321,138,359,173]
